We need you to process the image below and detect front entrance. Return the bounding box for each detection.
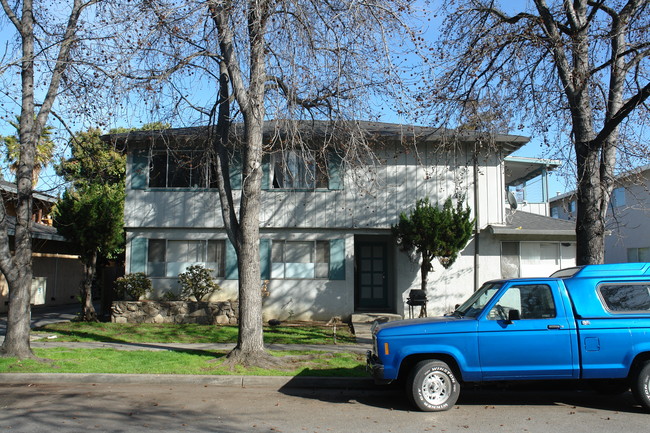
[355,237,393,311]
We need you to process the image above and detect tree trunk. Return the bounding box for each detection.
[572,91,605,265]
[0,270,34,358]
[419,259,430,318]
[220,0,269,363]
[575,145,606,265]
[81,252,98,322]
[227,122,266,360]
[420,259,430,292]
[1,0,38,359]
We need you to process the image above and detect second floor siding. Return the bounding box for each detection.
[124,141,507,230]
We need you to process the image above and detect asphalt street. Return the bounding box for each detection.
[2,305,650,432]
[1,381,649,433]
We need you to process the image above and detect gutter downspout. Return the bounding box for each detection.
[473,151,480,292]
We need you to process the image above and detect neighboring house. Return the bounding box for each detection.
[108,121,576,321]
[0,180,84,313]
[549,164,650,264]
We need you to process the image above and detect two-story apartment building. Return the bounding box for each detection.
[110,121,576,321]
[550,164,650,264]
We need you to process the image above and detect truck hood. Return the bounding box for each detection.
[375,316,477,337]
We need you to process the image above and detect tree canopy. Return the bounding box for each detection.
[53,128,126,321]
[1,116,55,184]
[56,128,126,189]
[53,184,125,264]
[426,0,650,265]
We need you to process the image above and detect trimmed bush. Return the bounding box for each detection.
[114,272,152,300]
[178,265,221,301]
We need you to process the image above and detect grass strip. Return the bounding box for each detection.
[0,348,367,377]
[31,322,356,345]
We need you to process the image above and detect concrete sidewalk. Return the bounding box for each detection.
[0,372,376,389]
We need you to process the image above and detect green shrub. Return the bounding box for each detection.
[178,265,221,301]
[114,273,152,300]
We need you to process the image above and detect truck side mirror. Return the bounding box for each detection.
[508,309,521,322]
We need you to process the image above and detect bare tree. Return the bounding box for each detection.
[0,0,114,358]
[121,0,420,365]
[426,0,650,265]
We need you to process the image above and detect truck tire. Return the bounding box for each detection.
[632,361,650,411]
[407,360,460,411]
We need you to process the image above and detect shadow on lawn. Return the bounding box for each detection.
[32,322,354,346]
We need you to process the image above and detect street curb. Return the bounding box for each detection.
[0,373,377,389]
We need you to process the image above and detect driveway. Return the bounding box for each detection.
[0,303,80,339]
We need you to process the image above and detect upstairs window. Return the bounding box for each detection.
[271,151,328,189]
[612,187,626,208]
[627,247,650,262]
[568,200,576,213]
[133,148,339,191]
[149,150,210,189]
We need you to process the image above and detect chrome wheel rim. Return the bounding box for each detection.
[421,370,451,406]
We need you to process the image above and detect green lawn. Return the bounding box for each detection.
[0,348,367,376]
[32,322,356,345]
[1,321,364,376]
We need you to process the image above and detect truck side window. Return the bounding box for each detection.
[488,284,557,320]
[599,283,650,312]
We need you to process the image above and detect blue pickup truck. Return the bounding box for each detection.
[366,263,650,411]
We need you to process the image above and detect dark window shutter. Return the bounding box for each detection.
[225,239,239,280]
[229,151,242,190]
[328,152,343,190]
[260,239,271,280]
[329,239,346,280]
[131,150,149,189]
[130,238,148,274]
[261,154,270,190]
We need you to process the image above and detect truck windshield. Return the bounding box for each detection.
[454,283,502,318]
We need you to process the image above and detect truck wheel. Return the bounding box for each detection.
[632,361,650,411]
[407,360,460,411]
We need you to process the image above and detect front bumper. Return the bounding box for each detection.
[366,350,392,385]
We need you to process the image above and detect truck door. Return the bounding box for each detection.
[477,283,578,380]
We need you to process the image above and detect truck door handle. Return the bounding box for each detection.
[547,325,562,330]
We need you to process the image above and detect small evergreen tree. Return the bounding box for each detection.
[53,128,126,321]
[53,184,125,321]
[392,197,474,295]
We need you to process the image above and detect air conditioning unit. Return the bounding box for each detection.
[30,277,47,305]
